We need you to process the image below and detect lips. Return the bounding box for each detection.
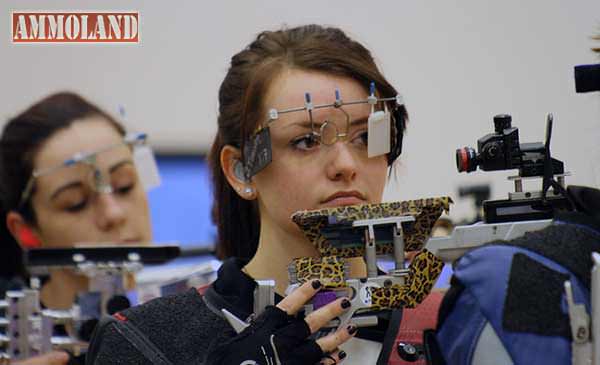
[122,238,141,244]
[321,190,366,207]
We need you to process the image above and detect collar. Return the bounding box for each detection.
[206,257,258,320]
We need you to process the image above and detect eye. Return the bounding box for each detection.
[66,199,88,213]
[290,133,320,151]
[114,182,135,195]
[351,130,369,147]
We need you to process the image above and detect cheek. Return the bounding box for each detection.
[256,164,320,217]
[364,158,388,201]
[36,212,96,247]
[125,192,152,238]
[266,169,310,202]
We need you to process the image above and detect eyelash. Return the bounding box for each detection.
[115,183,135,195]
[357,130,369,146]
[290,130,369,151]
[63,182,135,213]
[66,200,87,213]
[290,133,320,151]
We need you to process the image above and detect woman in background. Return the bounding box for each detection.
[0,92,153,364]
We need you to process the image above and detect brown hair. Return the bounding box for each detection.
[0,91,125,278]
[209,24,407,259]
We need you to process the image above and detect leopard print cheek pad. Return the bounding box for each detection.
[288,249,444,309]
[370,249,444,310]
[289,256,348,288]
[291,197,452,257]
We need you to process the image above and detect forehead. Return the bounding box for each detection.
[33,116,124,172]
[264,69,370,118]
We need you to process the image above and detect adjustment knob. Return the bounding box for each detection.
[397,342,421,362]
[493,114,512,133]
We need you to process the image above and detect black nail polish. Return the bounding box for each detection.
[339,350,347,359]
[341,299,351,309]
[312,280,322,289]
[347,324,357,334]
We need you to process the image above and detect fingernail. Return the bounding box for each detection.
[341,299,351,309]
[347,324,357,335]
[312,280,322,289]
[339,350,347,359]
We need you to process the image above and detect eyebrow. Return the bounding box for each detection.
[285,116,369,130]
[49,159,134,200]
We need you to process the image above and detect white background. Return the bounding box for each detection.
[2,1,599,221]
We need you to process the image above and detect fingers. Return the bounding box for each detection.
[304,297,351,334]
[319,349,348,364]
[316,323,357,353]
[405,250,418,262]
[276,279,322,315]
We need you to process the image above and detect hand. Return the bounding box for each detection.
[205,280,357,365]
[13,351,70,365]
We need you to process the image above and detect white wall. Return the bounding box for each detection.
[2,0,599,221]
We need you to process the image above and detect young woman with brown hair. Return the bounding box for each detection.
[87,25,419,365]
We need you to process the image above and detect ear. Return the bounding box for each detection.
[220,145,257,200]
[6,211,42,248]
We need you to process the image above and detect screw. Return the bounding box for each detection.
[577,327,587,340]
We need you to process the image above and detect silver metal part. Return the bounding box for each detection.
[87,273,127,318]
[352,216,415,277]
[4,289,52,360]
[364,228,378,278]
[1,258,149,359]
[74,257,142,318]
[334,275,407,330]
[426,219,552,263]
[324,315,379,328]
[222,308,250,334]
[393,224,406,272]
[507,173,570,200]
[253,280,275,318]
[591,253,600,365]
[565,280,592,364]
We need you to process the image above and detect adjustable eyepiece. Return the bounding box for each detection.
[456,146,478,173]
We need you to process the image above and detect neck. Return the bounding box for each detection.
[40,269,88,309]
[244,219,319,295]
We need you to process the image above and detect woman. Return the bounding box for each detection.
[0,92,153,364]
[87,25,419,365]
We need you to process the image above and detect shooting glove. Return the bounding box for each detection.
[205,306,323,365]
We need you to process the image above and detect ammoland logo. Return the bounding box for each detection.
[12,12,139,43]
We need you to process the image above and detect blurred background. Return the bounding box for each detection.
[2,0,600,251]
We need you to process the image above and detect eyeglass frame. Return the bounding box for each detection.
[18,133,148,210]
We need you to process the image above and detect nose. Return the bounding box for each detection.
[94,193,127,232]
[325,142,358,183]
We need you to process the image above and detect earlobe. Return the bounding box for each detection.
[6,211,42,249]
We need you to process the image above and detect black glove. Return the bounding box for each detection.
[205,306,323,365]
